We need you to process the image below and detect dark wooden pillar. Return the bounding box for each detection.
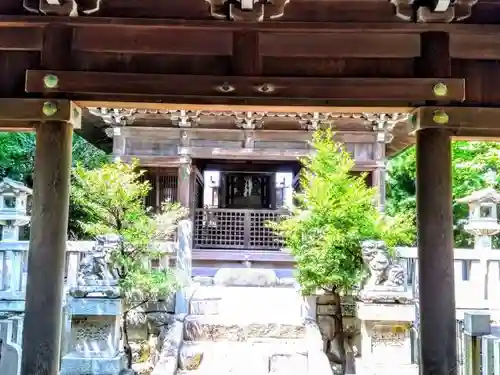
[21,121,73,375]
[416,31,457,375]
[416,128,456,375]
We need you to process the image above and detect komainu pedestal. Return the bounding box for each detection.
[356,240,418,375]
[60,235,126,375]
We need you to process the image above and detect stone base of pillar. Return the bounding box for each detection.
[60,297,126,375]
[0,318,22,375]
[355,301,418,375]
[60,355,126,375]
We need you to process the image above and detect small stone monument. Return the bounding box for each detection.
[0,178,32,241]
[456,186,500,301]
[60,234,127,375]
[356,240,417,375]
[0,178,32,375]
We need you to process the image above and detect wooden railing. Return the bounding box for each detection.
[193,208,287,250]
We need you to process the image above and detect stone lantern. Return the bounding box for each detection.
[456,187,500,247]
[0,178,32,241]
[457,186,500,301]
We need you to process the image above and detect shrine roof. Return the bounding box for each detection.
[456,188,500,204]
[0,178,33,195]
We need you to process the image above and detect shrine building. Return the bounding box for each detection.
[1,0,500,374]
[88,108,408,260]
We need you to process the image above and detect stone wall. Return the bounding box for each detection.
[308,293,360,374]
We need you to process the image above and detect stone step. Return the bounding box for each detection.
[183,314,306,341]
[192,268,297,288]
[189,285,306,320]
[192,266,295,281]
[177,341,309,374]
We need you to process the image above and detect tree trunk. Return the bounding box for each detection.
[122,311,133,369]
[326,291,346,374]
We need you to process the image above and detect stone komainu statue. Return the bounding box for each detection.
[361,240,405,289]
[77,234,121,286]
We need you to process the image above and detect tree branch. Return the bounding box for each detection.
[125,299,149,314]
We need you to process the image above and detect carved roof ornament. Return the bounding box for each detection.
[390,0,478,22]
[206,0,290,21]
[234,111,265,130]
[88,107,138,127]
[23,0,101,16]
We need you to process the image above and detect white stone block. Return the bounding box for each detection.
[356,302,415,322]
[213,268,278,287]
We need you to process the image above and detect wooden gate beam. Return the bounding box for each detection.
[0,98,81,131]
[411,106,500,138]
[25,70,465,105]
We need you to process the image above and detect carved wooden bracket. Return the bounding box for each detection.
[23,0,101,16]
[234,111,265,129]
[169,110,201,128]
[206,0,289,21]
[298,112,332,131]
[390,0,478,22]
[88,107,137,127]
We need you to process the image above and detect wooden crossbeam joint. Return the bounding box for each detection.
[0,99,81,132]
[390,0,478,23]
[23,0,101,16]
[206,0,289,21]
[410,107,500,139]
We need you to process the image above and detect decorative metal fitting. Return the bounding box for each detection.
[433,82,448,97]
[433,109,449,124]
[42,101,58,117]
[217,83,235,93]
[43,74,59,89]
[256,83,276,94]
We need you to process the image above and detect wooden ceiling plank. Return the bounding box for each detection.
[3,17,500,34]
[450,33,500,60]
[25,70,465,103]
[260,32,421,58]
[0,26,42,51]
[73,27,233,55]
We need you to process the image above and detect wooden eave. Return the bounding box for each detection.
[81,104,411,156]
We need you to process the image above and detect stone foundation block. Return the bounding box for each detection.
[213,268,278,287]
[60,353,126,375]
[270,353,308,374]
[183,315,306,341]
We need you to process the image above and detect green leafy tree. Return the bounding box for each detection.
[72,160,187,368]
[0,132,109,239]
[387,141,500,247]
[271,129,414,373]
